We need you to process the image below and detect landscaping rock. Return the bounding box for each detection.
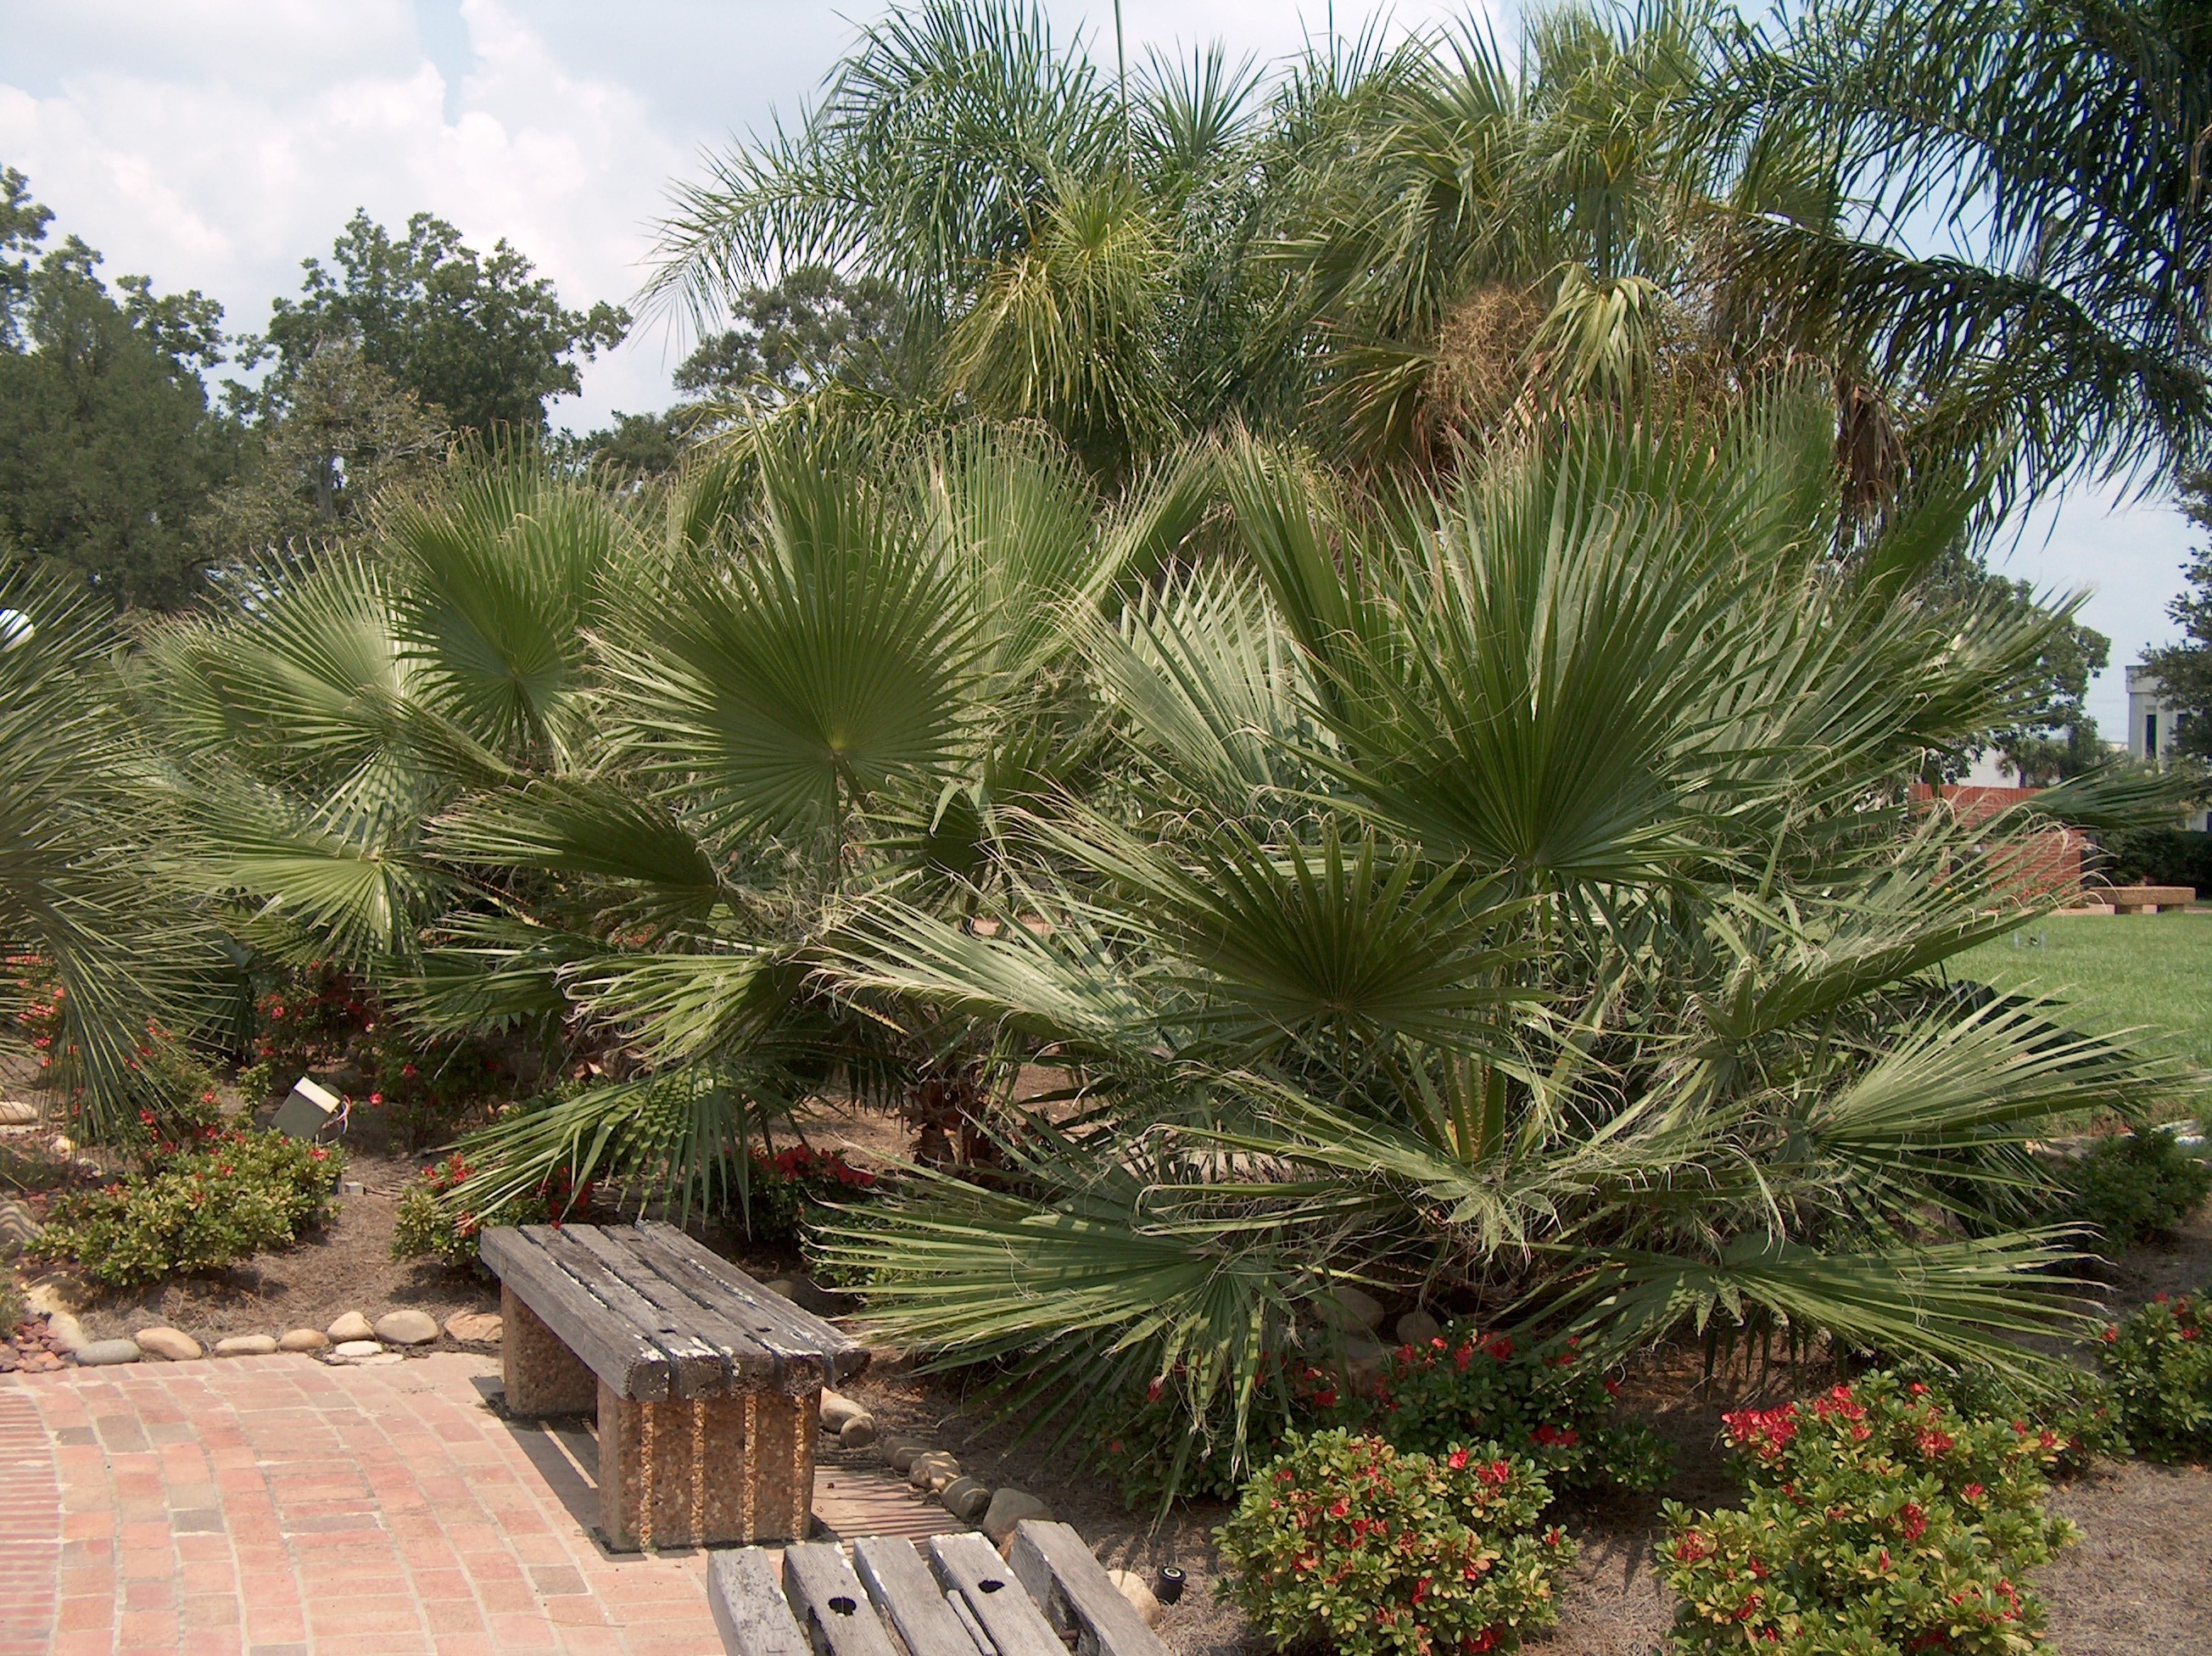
[327,1311,373,1342]
[444,1312,501,1344]
[214,1334,278,1357]
[330,1340,383,1360]
[135,1327,203,1362]
[939,1476,991,1523]
[1394,1309,1444,1347]
[818,1388,867,1429]
[354,1351,406,1367]
[838,1413,880,1449]
[888,1441,925,1474]
[1317,1284,1385,1333]
[908,1451,960,1490]
[1106,1569,1164,1628]
[45,1312,84,1353]
[74,1339,141,1367]
[277,1329,329,1353]
[374,1310,440,1346]
[0,1098,39,1125]
[47,1134,74,1158]
[982,1488,1051,1545]
[765,1274,845,1316]
[0,1199,37,1256]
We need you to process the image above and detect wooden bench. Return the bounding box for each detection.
[479,1218,868,1551]
[709,1519,1169,1656]
[2103,884,2196,913]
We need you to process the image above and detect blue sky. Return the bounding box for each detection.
[0,0,2194,728]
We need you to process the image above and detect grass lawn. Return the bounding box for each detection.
[1951,910,2212,1090]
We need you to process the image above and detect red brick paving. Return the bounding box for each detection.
[1,1354,730,1656]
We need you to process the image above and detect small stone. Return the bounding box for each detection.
[818,1388,866,1429]
[939,1476,991,1523]
[444,1312,502,1343]
[45,1312,84,1353]
[982,1488,1051,1545]
[74,1339,141,1366]
[354,1351,406,1367]
[374,1310,439,1346]
[0,1098,39,1125]
[888,1441,925,1474]
[135,1327,203,1362]
[327,1311,373,1342]
[908,1451,959,1490]
[329,1340,383,1360]
[278,1329,329,1352]
[47,1134,74,1158]
[1106,1569,1164,1629]
[838,1413,880,1449]
[214,1335,277,1357]
[1394,1310,1444,1347]
[1316,1284,1385,1333]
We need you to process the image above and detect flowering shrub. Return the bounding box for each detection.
[11,954,223,1141]
[732,1144,876,1245]
[1098,1356,1327,1503]
[2061,1129,2212,1255]
[237,962,511,1150]
[1327,1323,1672,1497]
[1660,1376,2078,1654]
[1216,1429,1573,1656]
[390,1152,593,1271]
[30,1127,342,1287]
[1879,1357,2125,1474]
[2095,1289,2212,1462]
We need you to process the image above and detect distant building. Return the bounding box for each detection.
[2125,664,2212,831]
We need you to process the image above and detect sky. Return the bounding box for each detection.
[0,0,2196,730]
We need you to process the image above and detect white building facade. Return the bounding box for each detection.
[2125,664,2212,831]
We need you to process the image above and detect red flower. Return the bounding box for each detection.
[1448,1447,1472,1470]
[1483,1334,1514,1362]
[1963,1483,1986,1501]
[1897,1502,1927,1541]
[1454,1342,1474,1371]
[1673,1531,1715,1564]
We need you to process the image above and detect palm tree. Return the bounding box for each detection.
[803,390,2184,1466]
[0,561,220,1138]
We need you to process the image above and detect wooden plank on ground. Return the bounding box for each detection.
[708,1548,811,1656]
[852,1536,981,1656]
[479,1228,671,1401]
[560,1223,746,1396]
[1007,1519,1170,1656]
[634,1221,869,1384]
[928,1530,1065,1656]
[782,1542,902,1656]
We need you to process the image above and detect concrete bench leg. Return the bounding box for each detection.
[597,1384,820,1551]
[501,1284,595,1414]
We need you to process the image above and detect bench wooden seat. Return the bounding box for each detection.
[710,1520,1170,1656]
[2103,884,2196,913]
[479,1218,867,1550]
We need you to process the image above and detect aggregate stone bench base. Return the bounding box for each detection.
[481,1218,867,1552]
[710,1519,1169,1656]
[2103,884,2196,913]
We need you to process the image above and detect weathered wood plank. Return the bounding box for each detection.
[928,1531,1065,1656]
[558,1224,740,1396]
[1008,1519,1171,1656]
[783,1541,902,1656]
[626,1225,822,1391]
[708,1548,811,1656]
[852,1536,982,1656]
[637,1219,869,1382]
[517,1223,719,1396]
[479,1227,670,1400]
[600,1226,782,1387]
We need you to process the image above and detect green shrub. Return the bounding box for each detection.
[1097,1357,1323,1504]
[2095,1288,2212,1462]
[390,1151,592,1271]
[1660,1375,2079,1655]
[31,1127,342,1287]
[1328,1325,1673,1497]
[2061,1129,2212,1254]
[1216,1429,1573,1655]
[1877,1357,2126,1474]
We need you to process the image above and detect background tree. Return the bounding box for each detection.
[254,210,629,436]
[0,168,241,609]
[2142,473,2212,763]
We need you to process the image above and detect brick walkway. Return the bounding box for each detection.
[2,1352,757,1656]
